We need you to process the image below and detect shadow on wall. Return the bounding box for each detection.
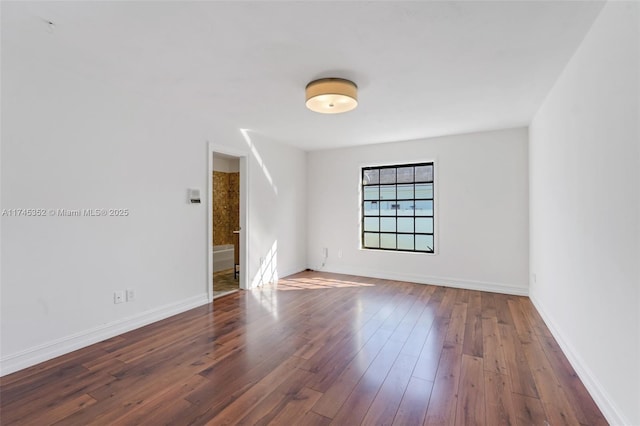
[240,128,278,195]
[247,240,279,320]
[252,240,278,288]
[239,128,281,290]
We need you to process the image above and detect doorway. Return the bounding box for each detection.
[208,144,248,300]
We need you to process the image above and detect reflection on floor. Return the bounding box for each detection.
[213,268,239,298]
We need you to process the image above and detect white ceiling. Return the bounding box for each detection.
[2,1,605,151]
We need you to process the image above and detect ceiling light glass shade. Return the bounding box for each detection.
[305,78,358,114]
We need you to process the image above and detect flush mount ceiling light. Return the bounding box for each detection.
[305,78,358,114]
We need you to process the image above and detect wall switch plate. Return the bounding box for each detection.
[114,291,125,304]
[188,188,201,204]
[126,289,135,301]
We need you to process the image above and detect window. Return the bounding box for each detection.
[361,162,435,253]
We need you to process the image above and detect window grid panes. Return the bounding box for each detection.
[361,162,435,253]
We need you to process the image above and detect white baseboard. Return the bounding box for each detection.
[313,265,529,296]
[0,293,210,377]
[529,294,631,426]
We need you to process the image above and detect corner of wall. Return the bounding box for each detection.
[529,294,632,426]
[0,293,210,377]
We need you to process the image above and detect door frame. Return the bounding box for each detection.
[208,142,250,301]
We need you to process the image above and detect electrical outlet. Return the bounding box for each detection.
[532,273,537,283]
[126,288,135,301]
[338,249,343,259]
[114,291,125,304]
[322,247,328,257]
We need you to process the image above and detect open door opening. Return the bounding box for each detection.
[208,144,248,301]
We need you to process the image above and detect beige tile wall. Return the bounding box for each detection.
[212,171,240,246]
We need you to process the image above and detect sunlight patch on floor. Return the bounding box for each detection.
[274,276,376,291]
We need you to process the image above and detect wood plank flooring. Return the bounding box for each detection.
[0,271,607,425]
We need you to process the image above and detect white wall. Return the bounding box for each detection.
[0,18,306,375]
[529,2,639,424]
[242,132,308,287]
[307,127,529,295]
[213,156,240,173]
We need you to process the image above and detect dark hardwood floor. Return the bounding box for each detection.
[0,271,607,425]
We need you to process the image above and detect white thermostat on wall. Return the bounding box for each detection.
[188,188,201,204]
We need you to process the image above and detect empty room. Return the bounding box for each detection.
[1,1,638,425]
